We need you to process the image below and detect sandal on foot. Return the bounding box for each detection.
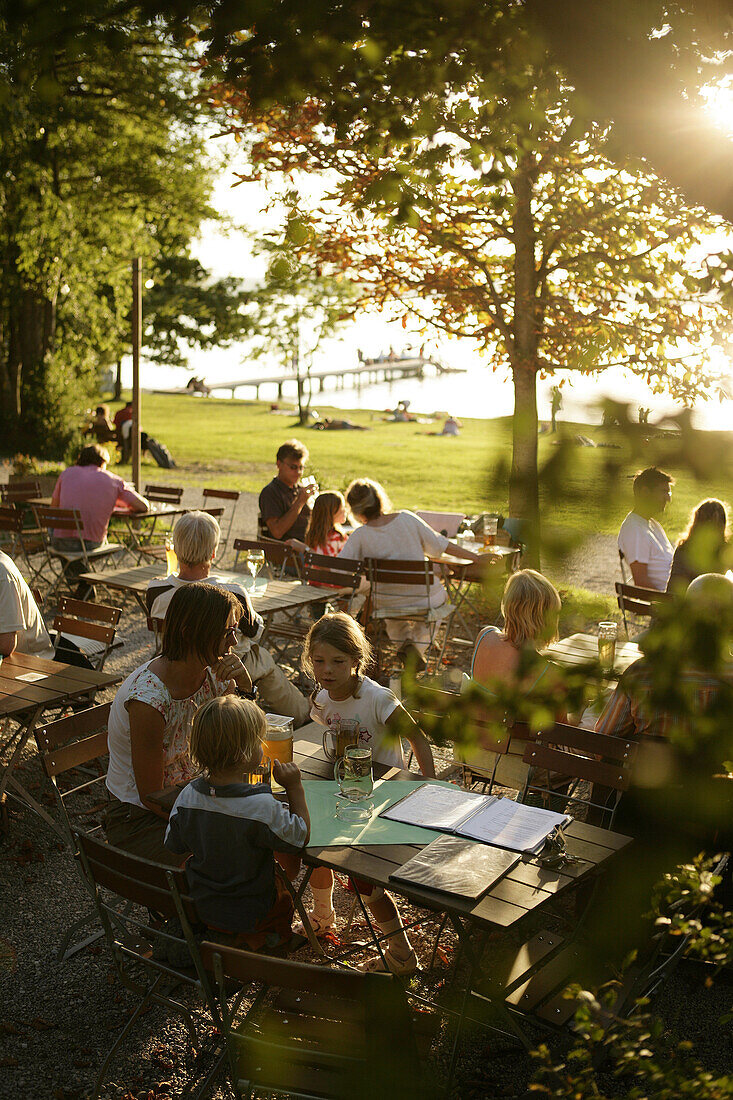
[359,946,419,976]
[293,910,337,938]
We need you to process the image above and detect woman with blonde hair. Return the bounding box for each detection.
[667,498,729,591]
[338,478,482,667]
[467,569,564,705]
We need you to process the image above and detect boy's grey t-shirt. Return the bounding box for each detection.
[165,777,307,932]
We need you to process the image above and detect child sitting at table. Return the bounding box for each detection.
[300,611,435,974]
[287,490,349,558]
[164,695,310,950]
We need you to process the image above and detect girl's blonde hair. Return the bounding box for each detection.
[345,478,391,522]
[302,612,373,707]
[677,498,728,547]
[501,569,561,648]
[305,491,347,550]
[189,695,266,776]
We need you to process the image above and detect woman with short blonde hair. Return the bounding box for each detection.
[501,569,561,648]
[173,510,220,567]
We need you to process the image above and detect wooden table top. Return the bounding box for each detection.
[543,632,641,676]
[78,563,350,615]
[0,651,122,718]
[293,740,632,933]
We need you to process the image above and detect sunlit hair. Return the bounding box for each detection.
[78,444,109,467]
[677,498,728,547]
[190,695,266,776]
[161,582,242,665]
[173,510,220,567]
[345,478,391,522]
[633,466,674,497]
[501,569,561,648]
[303,612,372,708]
[95,405,110,418]
[305,491,347,550]
[276,438,308,463]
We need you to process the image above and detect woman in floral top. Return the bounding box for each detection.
[105,583,252,864]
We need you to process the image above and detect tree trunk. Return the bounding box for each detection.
[510,364,540,567]
[509,157,541,567]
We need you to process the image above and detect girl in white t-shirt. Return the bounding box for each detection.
[301,612,435,974]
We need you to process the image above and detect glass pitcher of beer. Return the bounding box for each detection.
[262,713,294,791]
[322,717,360,762]
[334,745,374,823]
[597,621,618,673]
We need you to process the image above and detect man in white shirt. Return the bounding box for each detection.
[0,550,54,657]
[146,511,309,725]
[618,467,674,591]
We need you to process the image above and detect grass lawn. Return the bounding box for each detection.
[109,393,733,540]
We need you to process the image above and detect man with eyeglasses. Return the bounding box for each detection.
[258,439,317,542]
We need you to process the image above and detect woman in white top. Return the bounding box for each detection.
[338,478,482,661]
[105,582,252,865]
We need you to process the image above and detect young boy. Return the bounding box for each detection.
[164,695,310,950]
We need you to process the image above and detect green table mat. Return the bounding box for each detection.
[302,778,457,847]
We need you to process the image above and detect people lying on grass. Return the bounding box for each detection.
[165,695,309,952]
[338,477,482,668]
[667,498,730,592]
[147,511,309,725]
[104,583,251,866]
[258,438,317,542]
[618,465,674,591]
[464,569,568,723]
[287,490,349,557]
[291,612,433,974]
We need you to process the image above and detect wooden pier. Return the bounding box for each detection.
[152,356,465,400]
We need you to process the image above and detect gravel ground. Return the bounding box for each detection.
[1,478,726,1099]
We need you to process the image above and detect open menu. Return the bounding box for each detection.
[379,783,570,854]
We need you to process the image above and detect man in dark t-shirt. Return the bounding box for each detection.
[258,439,316,542]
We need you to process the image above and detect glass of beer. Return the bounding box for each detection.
[482,515,498,547]
[598,621,618,673]
[334,745,374,823]
[165,535,178,575]
[322,717,360,762]
[244,757,272,787]
[262,713,294,792]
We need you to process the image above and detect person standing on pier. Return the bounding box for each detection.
[258,439,316,542]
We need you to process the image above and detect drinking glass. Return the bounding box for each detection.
[262,713,294,792]
[244,757,272,786]
[247,549,265,583]
[165,536,178,575]
[334,745,374,823]
[597,621,618,673]
[482,515,498,547]
[322,717,360,762]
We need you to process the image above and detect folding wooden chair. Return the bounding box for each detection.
[233,537,301,579]
[615,581,672,637]
[364,557,456,676]
[0,478,42,505]
[302,550,364,614]
[34,506,125,595]
[199,941,428,1100]
[202,487,240,561]
[130,484,186,562]
[34,704,113,959]
[143,483,184,506]
[75,833,222,1100]
[0,506,46,581]
[51,595,123,671]
[520,722,636,828]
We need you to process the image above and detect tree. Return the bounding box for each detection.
[208,16,730,563]
[244,215,358,424]
[0,5,247,455]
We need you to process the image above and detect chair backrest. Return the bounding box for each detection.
[414,510,465,538]
[618,548,630,582]
[366,557,440,589]
[233,537,301,579]
[34,703,111,842]
[303,550,363,598]
[0,505,23,534]
[52,596,121,670]
[0,479,42,504]
[143,484,184,504]
[521,722,636,828]
[35,505,83,535]
[615,581,672,619]
[199,941,423,1100]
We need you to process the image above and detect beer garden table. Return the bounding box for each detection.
[543,632,641,678]
[0,651,122,837]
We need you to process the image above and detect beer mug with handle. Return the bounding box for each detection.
[334,744,374,823]
[322,717,360,762]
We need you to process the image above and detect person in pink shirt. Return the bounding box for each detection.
[51,443,148,595]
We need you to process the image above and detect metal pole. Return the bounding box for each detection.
[131,257,142,491]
